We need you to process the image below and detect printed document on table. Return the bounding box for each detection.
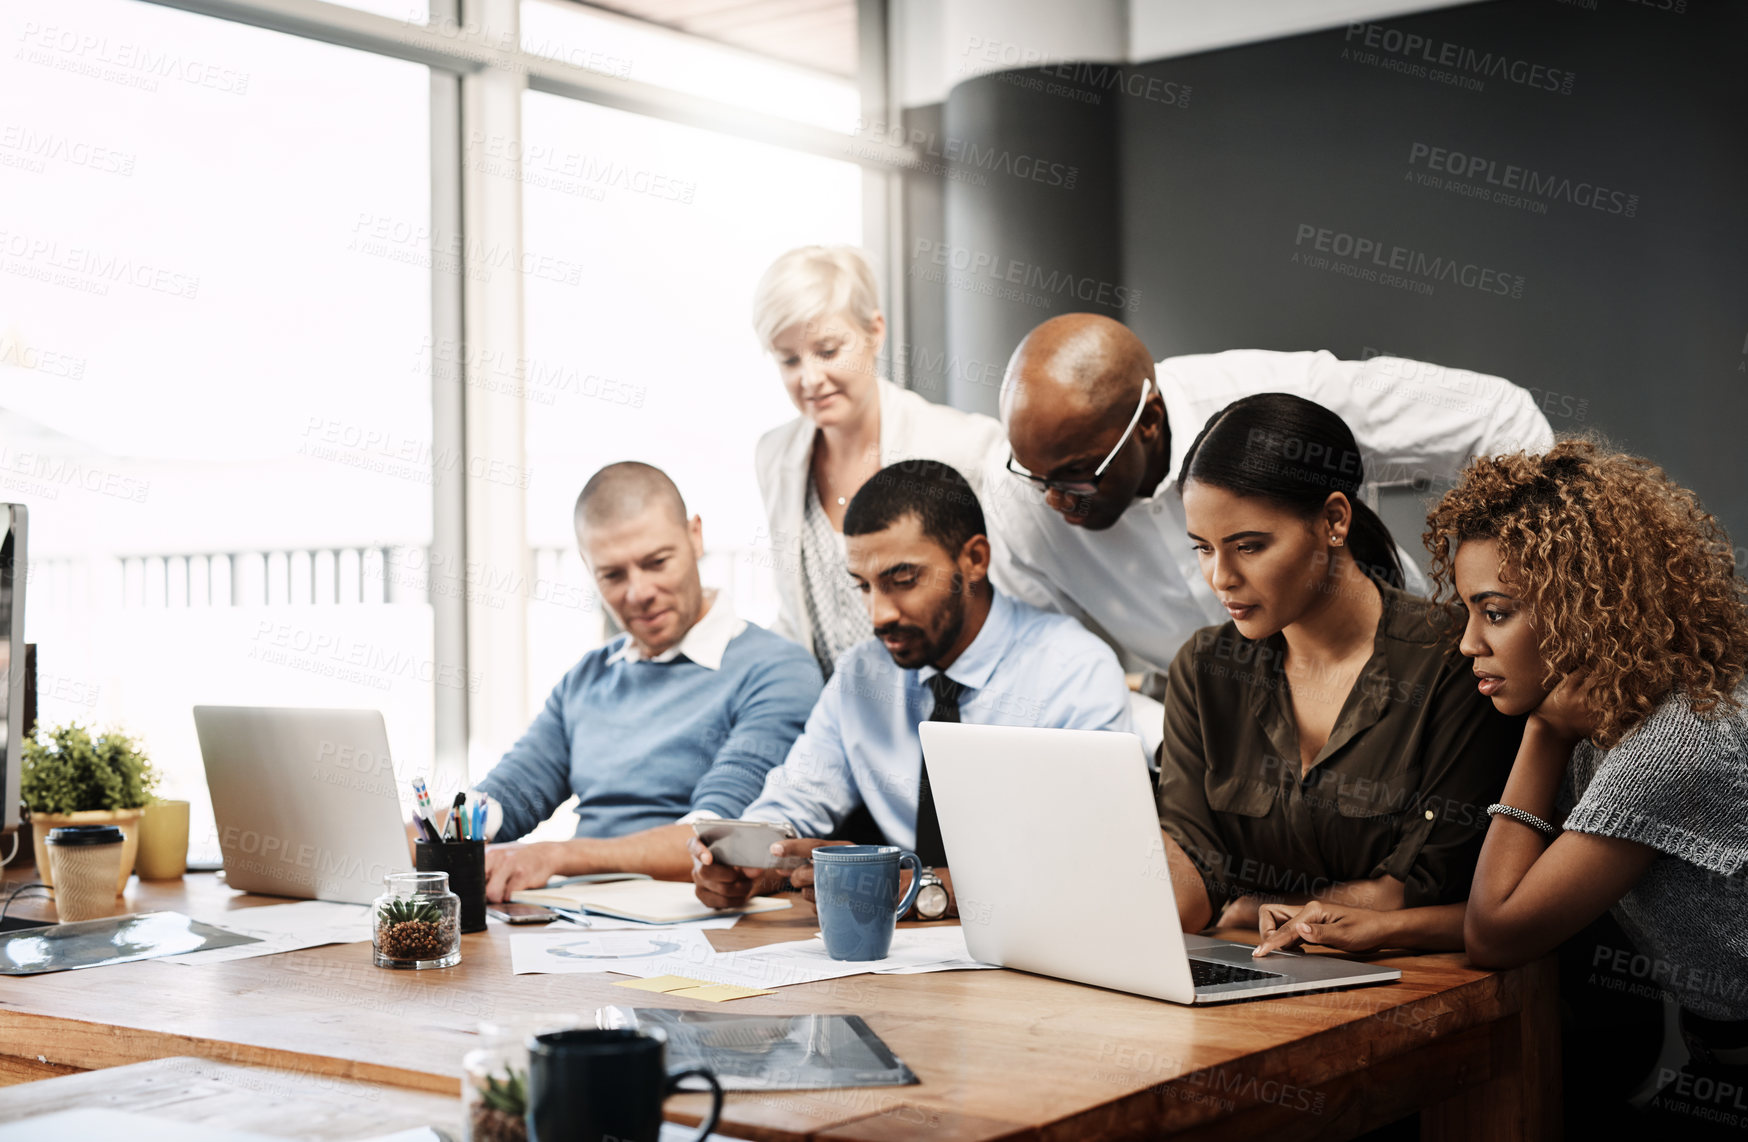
[872,927,1001,974]
[512,927,719,975]
[611,943,872,990]
[613,927,996,990]
[750,928,999,977]
[163,901,372,965]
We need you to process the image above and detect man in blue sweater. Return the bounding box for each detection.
[476,462,822,901]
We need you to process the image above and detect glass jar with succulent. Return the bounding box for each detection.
[462,1016,584,1142]
[372,871,460,969]
[464,1058,527,1142]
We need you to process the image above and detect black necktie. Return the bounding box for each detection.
[914,674,962,867]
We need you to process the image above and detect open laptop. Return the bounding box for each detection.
[918,722,1401,1004]
[193,706,414,905]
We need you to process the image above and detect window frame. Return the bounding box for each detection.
[130,0,910,788]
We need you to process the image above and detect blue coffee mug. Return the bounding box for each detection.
[811,844,923,961]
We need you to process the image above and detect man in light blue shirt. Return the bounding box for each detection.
[692,460,1134,917]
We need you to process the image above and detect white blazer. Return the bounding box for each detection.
[754,379,1007,652]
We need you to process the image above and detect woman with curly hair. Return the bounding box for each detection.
[1426,440,1748,1119]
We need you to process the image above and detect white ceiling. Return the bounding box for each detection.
[551,1,1484,103]
[1128,0,1481,63]
[561,0,859,78]
[895,0,1482,108]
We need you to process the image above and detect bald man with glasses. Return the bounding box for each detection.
[987,314,1555,679]
[1003,372,1156,506]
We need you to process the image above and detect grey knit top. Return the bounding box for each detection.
[798,481,871,681]
[1561,683,1748,1020]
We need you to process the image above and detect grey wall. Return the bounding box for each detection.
[909,0,1748,555]
[895,103,952,405]
[903,66,1129,418]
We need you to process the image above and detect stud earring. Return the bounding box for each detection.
[1330,537,1345,547]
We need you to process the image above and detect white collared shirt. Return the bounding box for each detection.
[606,589,747,671]
[985,349,1555,677]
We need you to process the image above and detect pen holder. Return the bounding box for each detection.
[416,840,487,933]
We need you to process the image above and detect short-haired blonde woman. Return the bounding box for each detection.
[752,245,1005,678]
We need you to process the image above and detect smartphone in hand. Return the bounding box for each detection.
[692,819,803,869]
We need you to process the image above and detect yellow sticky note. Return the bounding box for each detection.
[669,984,774,1003]
[614,975,708,994]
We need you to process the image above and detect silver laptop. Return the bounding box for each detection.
[193,706,414,905]
[919,722,1401,1004]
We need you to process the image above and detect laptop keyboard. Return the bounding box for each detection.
[1190,958,1284,989]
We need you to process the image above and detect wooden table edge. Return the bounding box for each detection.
[0,1007,460,1096]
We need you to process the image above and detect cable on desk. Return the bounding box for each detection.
[0,882,51,924]
[0,831,17,868]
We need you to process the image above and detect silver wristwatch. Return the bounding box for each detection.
[912,868,949,921]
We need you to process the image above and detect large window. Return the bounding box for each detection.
[520,0,861,133]
[517,94,862,746]
[0,0,435,855]
[512,0,864,760]
[1,0,885,853]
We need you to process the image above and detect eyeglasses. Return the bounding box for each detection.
[1005,377,1153,497]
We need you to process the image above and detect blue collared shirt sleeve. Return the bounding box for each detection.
[739,671,861,839]
[476,672,576,841]
[687,650,823,819]
[1038,641,1137,738]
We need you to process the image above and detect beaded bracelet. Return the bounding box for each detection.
[1486,803,1557,838]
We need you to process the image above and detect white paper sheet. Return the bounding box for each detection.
[163,901,372,965]
[870,927,1001,973]
[751,928,999,976]
[611,927,997,990]
[609,943,869,989]
[510,927,720,975]
[874,956,1003,975]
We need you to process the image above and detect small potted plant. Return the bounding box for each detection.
[372,872,461,969]
[466,1068,528,1142]
[461,1016,583,1142]
[22,723,159,896]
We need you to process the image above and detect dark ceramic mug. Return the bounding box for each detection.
[527,1027,723,1142]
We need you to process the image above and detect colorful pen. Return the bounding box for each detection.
[411,779,443,842]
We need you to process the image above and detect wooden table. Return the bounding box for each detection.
[0,870,1558,1141]
[0,1056,459,1139]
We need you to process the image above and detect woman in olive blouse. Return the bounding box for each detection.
[1154,393,1522,955]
